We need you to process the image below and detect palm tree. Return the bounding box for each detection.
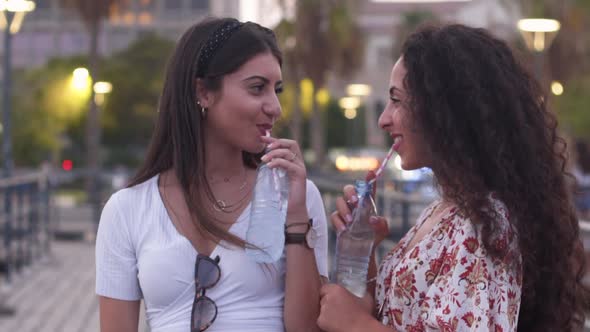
[59,0,115,222]
[294,0,364,168]
[274,18,304,143]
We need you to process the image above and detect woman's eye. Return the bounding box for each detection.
[390,96,401,104]
[275,86,284,94]
[250,85,264,93]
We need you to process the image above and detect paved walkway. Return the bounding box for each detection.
[0,240,149,332]
[0,200,150,332]
[0,241,99,331]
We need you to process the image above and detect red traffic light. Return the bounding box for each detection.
[62,159,73,171]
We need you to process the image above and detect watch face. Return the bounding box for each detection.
[306,227,318,249]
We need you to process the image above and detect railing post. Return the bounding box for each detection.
[15,184,24,272]
[3,186,13,283]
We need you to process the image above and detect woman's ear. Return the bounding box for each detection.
[195,78,215,108]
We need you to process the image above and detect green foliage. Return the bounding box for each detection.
[100,34,174,167]
[10,57,91,166]
[555,77,590,139]
[11,34,174,168]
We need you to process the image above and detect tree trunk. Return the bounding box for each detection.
[310,83,325,168]
[289,80,302,143]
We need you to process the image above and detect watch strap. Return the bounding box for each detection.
[285,232,307,245]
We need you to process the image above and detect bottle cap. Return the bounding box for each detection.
[354,180,373,198]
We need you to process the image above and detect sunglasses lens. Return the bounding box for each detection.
[192,297,217,331]
[196,257,220,289]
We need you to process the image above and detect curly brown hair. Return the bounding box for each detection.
[401,24,588,331]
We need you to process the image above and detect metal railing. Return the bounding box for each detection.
[0,171,52,285]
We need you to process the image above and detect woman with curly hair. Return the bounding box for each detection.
[318,24,588,332]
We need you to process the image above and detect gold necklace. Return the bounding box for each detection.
[209,168,252,213]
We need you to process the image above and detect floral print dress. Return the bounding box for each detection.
[376,197,522,331]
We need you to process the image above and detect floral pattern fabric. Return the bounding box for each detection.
[376,197,522,331]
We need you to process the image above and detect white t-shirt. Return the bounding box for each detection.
[95,174,328,332]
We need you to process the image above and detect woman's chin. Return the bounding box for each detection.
[401,160,420,171]
[244,143,266,155]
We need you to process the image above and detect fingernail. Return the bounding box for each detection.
[369,216,378,224]
[267,143,275,149]
[350,196,358,203]
[339,224,347,232]
[345,214,353,223]
[261,155,269,162]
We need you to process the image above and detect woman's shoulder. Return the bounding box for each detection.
[445,194,520,263]
[444,194,511,231]
[101,174,160,228]
[106,174,159,207]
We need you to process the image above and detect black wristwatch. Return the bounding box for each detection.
[285,218,317,249]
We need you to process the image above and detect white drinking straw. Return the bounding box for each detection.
[368,144,395,185]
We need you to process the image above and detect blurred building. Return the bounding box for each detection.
[332,0,520,147]
[3,0,239,69]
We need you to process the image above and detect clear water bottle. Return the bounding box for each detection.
[335,180,377,297]
[245,163,290,263]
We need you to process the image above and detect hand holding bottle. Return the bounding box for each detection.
[246,134,308,263]
[259,135,308,222]
[330,172,389,246]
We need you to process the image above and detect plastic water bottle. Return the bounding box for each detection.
[245,162,289,263]
[335,180,377,297]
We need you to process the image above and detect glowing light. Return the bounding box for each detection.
[517,19,560,33]
[339,97,360,110]
[94,81,112,94]
[300,78,314,114]
[316,88,330,107]
[551,81,563,96]
[344,108,357,119]
[72,68,90,91]
[335,155,380,172]
[62,159,73,171]
[517,19,561,52]
[0,0,36,13]
[346,84,371,97]
[0,1,35,33]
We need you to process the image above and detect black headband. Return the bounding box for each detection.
[196,19,244,77]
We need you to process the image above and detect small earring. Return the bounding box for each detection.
[197,100,207,117]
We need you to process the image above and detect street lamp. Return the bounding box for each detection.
[339,96,361,146]
[346,84,371,97]
[551,81,563,96]
[517,18,560,84]
[339,96,360,120]
[0,1,34,318]
[93,81,112,106]
[0,0,35,177]
[346,83,384,147]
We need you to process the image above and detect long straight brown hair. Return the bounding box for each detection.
[128,18,283,247]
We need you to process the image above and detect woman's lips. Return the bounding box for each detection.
[257,125,272,136]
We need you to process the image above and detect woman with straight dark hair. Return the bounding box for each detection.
[318,24,588,332]
[95,18,328,332]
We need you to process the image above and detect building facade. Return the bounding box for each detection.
[3,0,239,69]
[337,0,520,147]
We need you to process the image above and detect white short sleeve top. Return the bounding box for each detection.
[95,174,328,332]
